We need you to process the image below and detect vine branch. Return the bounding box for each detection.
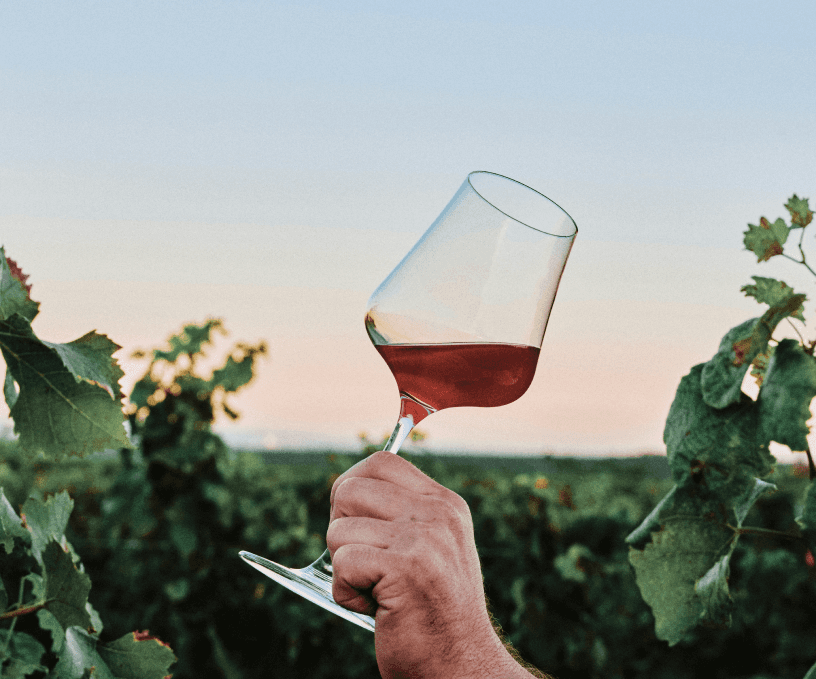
[726,524,802,541]
[0,600,50,621]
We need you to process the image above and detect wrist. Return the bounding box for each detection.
[444,625,539,679]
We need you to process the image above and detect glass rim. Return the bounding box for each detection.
[466,170,578,238]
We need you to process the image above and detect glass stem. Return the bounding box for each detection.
[383,415,416,454]
[309,405,431,576]
[308,417,415,578]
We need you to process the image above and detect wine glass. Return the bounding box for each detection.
[240,171,577,632]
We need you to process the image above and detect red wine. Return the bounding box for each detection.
[375,343,540,424]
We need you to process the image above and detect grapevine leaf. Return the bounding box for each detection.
[626,485,677,546]
[152,319,224,364]
[210,354,256,393]
[50,627,115,679]
[741,276,806,322]
[29,572,44,601]
[127,375,158,411]
[757,339,816,452]
[45,332,126,402]
[694,545,737,629]
[42,541,93,632]
[38,608,67,654]
[22,491,73,563]
[733,478,777,526]
[804,660,816,679]
[701,318,768,409]
[4,366,19,410]
[174,374,210,399]
[0,247,40,323]
[97,630,177,679]
[0,630,47,678]
[796,481,816,552]
[0,489,29,554]
[750,346,774,387]
[700,291,804,411]
[664,364,775,506]
[0,314,131,459]
[86,601,103,637]
[743,216,789,262]
[628,513,735,646]
[785,194,813,226]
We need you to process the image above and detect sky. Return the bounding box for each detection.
[1,1,815,459]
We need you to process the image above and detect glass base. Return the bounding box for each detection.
[239,551,375,632]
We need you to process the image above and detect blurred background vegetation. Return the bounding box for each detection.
[1,438,814,679]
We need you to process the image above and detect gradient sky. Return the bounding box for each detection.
[1,1,815,458]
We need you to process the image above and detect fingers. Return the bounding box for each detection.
[329,450,442,510]
[330,476,449,523]
[331,543,390,616]
[326,516,395,553]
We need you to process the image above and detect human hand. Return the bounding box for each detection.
[327,451,533,679]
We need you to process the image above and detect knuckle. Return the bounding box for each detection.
[434,490,471,526]
[325,518,342,553]
[331,477,361,515]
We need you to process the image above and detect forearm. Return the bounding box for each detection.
[444,630,551,679]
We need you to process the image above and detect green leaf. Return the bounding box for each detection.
[796,481,816,551]
[38,608,67,654]
[51,627,115,679]
[0,488,29,554]
[741,276,806,322]
[625,485,677,546]
[4,366,19,410]
[98,631,176,679]
[22,491,73,563]
[0,315,131,459]
[85,601,103,637]
[664,364,775,505]
[210,354,256,393]
[174,374,211,398]
[0,630,47,678]
[785,194,813,226]
[701,318,768,409]
[0,247,40,323]
[743,216,790,261]
[694,548,737,630]
[0,573,7,613]
[152,319,224,364]
[750,346,774,387]
[733,478,777,526]
[127,375,158,411]
[45,332,126,402]
[628,512,735,646]
[42,541,93,632]
[757,339,816,452]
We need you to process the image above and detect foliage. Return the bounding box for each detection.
[73,319,269,679]
[0,246,177,677]
[627,195,816,675]
[20,445,816,679]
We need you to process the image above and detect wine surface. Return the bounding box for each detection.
[375,342,540,422]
